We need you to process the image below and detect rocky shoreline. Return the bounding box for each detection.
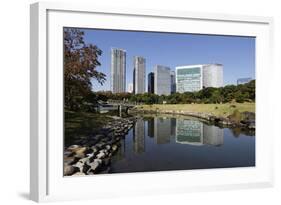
[130,108,255,130]
[64,116,137,176]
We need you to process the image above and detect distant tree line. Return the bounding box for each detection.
[94,80,255,105]
[63,28,255,112]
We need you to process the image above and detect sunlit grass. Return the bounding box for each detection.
[137,103,255,118]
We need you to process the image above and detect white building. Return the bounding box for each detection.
[111,48,126,93]
[133,56,146,94]
[203,64,223,88]
[154,65,171,95]
[127,83,133,93]
[175,64,223,93]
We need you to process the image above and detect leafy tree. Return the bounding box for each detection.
[64,28,106,110]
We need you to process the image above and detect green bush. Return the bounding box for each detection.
[228,109,242,123]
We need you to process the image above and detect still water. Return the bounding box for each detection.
[109,115,255,173]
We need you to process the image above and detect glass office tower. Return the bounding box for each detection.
[111,48,126,93]
[154,65,171,95]
[133,56,146,94]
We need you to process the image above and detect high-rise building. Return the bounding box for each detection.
[133,56,146,94]
[176,64,223,93]
[237,77,252,85]
[148,72,154,94]
[154,65,171,95]
[127,83,133,93]
[111,48,126,93]
[170,71,176,94]
[203,64,223,88]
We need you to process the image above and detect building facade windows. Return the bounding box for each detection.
[154,65,171,95]
[176,64,223,93]
[133,56,146,94]
[111,48,126,93]
[148,72,155,94]
[176,66,203,93]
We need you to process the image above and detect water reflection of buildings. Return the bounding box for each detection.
[175,119,224,146]
[147,118,154,138]
[170,118,176,140]
[154,117,171,144]
[203,125,224,146]
[176,119,204,146]
[133,119,145,154]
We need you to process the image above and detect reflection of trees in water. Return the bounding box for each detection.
[147,118,154,138]
[231,127,241,138]
[230,127,255,138]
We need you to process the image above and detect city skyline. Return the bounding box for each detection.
[81,28,255,92]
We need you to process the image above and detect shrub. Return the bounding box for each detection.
[228,109,241,123]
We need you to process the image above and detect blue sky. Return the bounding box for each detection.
[81,28,255,92]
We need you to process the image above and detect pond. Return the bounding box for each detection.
[108,115,255,173]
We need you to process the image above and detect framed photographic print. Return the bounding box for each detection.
[30,2,274,202]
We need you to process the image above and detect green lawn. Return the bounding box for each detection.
[136,103,255,118]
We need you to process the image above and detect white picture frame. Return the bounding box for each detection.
[30,1,274,202]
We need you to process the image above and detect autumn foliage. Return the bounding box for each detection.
[64,28,106,110]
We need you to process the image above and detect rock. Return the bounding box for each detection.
[68,157,80,165]
[105,145,111,150]
[73,157,89,172]
[102,157,111,166]
[64,151,73,157]
[67,145,88,158]
[96,151,106,159]
[248,122,255,129]
[66,145,80,152]
[86,153,95,158]
[74,147,87,155]
[64,165,79,176]
[87,159,102,174]
[64,157,77,165]
[96,142,106,149]
[91,146,99,154]
[82,163,91,174]
[112,144,118,152]
[241,111,255,121]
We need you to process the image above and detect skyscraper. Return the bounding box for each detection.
[170,71,176,94]
[176,64,223,93]
[133,56,146,94]
[148,72,154,94]
[154,65,171,95]
[203,64,223,88]
[111,48,126,93]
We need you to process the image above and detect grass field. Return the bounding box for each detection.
[136,103,255,118]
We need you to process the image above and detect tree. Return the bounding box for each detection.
[64,28,106,110]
